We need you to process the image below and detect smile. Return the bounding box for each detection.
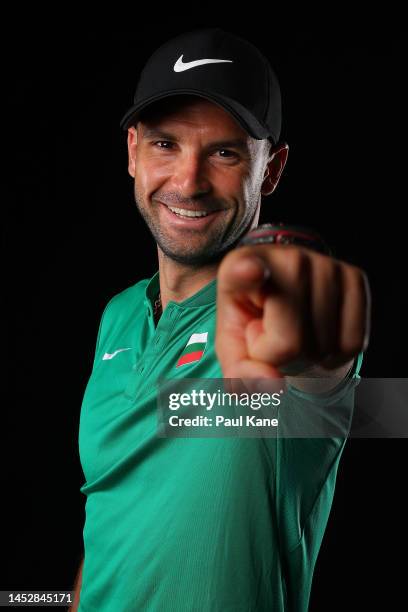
[167,206,210,218]
[158,201,223,228]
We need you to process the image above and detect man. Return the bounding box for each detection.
[72,28,369,611]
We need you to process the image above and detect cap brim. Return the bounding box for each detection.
[119,89,276,143]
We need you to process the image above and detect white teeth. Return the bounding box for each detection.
[168,206,210,218]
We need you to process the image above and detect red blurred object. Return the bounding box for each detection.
[239,222,332,256]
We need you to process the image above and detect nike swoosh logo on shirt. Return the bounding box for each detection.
[174,54,233,72]
[102,348,132,360]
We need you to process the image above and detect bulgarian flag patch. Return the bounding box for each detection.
[176,332,208,367]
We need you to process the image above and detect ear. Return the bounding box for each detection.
[261,142,289,196]
[127,127,138,178]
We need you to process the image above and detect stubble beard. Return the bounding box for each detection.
[133,185,260,267]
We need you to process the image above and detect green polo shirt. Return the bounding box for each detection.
[78,270,363,612]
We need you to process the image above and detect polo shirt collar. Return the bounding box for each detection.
[144,269,217,312]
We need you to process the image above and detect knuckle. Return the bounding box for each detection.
[358,269,371,299]
[347,264,368,288]
[217,256,235,287]
[318,255,337,281]
[324,260,342,299]
[348,266,371,314]
[218,249,235,274]
[340,335,365,359]
[279,248,309,284]
[219,246,252,277]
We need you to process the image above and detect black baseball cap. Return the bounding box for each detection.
[120,27,282,144]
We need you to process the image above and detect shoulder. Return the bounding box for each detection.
[105,278,149,316]
[97,278,150,335]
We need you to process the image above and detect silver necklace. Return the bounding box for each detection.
[153,292,162,320]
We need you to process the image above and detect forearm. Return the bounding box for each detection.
[285,358,355,394]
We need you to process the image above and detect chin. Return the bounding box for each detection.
[159,244,225,267]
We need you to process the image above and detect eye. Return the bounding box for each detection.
[153,140,174,149]
[151,141,238,159]
[215,149,238,160]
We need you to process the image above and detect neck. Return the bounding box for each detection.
[157,247,219,311]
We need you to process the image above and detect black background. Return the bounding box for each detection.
[4,14,406,611]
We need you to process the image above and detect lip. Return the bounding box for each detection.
[158,201,224,229]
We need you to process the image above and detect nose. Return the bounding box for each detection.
[172,152,212,198]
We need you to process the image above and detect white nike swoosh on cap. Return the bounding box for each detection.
[174,54,233,72]
[102,348,132,360]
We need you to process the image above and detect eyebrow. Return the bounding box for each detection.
[140,127,250,153]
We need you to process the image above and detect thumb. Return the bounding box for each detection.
[218,252,271,303]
